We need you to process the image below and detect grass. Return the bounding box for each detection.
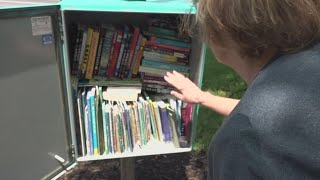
[193,49,247,151]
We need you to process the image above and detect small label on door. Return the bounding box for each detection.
[31,16,52,36]
[42,34,53,45]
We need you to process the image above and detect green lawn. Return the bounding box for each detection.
[193,49,247,151]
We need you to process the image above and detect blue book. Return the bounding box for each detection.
[152,37,191,48]
[142,59,189,72]
[86,90,94,155]
[90,88,99,156]
[102,101,108,154]
[157,101,171,142]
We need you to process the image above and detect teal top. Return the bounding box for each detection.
[61,0,195,14]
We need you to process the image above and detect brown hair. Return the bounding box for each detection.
[183,0,320,57]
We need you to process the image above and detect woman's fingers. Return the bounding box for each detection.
[170,90,184,101]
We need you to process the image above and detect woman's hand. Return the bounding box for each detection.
[164,71,205,104]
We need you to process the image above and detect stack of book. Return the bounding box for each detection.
[75,87,193,157]
[139,15,192,94]
[70,15,192,95]
[70,23,147,81]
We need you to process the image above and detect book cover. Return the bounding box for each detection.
[81,89,88,155]
[148,99,159,140]
[81,27,94,79]
[86,28,100,80]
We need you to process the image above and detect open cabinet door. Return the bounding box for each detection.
[0,5,76,180]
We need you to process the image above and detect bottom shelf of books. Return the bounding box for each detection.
[74,85,194,161]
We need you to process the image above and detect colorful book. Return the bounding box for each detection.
[125,26,140,77]
[128,34,143,78]
[132,37,147,77]
[94,27,106,76]
[98,25,115,77]
[142,59,189,73]
[81,27,94,78]
[85,28,100,79]
[77,26,88,77]
[107,31,123,77]
[86,89,94,155]
[150,36,191,49]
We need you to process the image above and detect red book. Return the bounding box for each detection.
[145,41,191,53]
[181,102,192,139]
[107,31,123,78]
[125,27,140,77]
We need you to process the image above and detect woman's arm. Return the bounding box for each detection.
[199,91,239,117]
[164,71,239,117]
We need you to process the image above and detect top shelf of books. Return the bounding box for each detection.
[61,0,196,14]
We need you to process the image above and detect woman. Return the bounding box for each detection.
[164,0,320,179]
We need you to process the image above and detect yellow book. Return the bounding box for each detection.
[148,99,159,140]
[132,37,147,76]
[130,104,137,145]
[85,28,100,79]
[81,27,93,77]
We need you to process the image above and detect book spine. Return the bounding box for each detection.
[158,106,171,142]
[132,38,147,77]
[134,103,141,146]
[94,28,106,76]
[107,31,123,78]
[142,59,189,72]
[81,27,94,79]
[149,26,177,37]
[125,27,140,77]
[115,31,127,77]
[119,33,132,78]
[77,27,88,78]
[143,51,178,63]
[143,79,170,86]
[128,34,143,78]
[181,103,192,139]
[85,28,100,80]
[98,28,115,77]
[139,65,189,77]
[150,36,191,48]
[72,26,83,75]
[86,94,94,155]
[90,93,99,156]
[109,105,114,153]
[145,41,190,53]
[102,102,108,154]
[144,45,188,58]
[142,86,172,94]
